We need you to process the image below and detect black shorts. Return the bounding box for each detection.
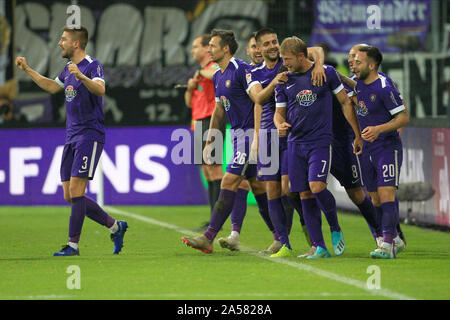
[194,117,226,165]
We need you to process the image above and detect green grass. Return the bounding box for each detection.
[1,205,449,300]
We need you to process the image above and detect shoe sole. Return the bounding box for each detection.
[181,238,212,254]
[218,238,240,251]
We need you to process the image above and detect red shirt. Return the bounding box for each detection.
[190,61,218,121]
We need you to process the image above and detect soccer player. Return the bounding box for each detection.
[181,29,277,254]
[352,46,409,259]
[274,36,363,259]
[343,44,407,251]
[326,45,384,248]
[15,26,128,256]
[246,33,264,66]
[185,34,227,231]
[245,28,327,258]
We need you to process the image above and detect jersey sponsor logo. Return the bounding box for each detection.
[225,80,231,88]
[65,85,77,102]
[355,100,369,116]
[296,89,317,107]
[220,96,231,111]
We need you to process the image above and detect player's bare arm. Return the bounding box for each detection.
[254,72,288,105]
[274,107,291,138]
[68,63,105,96]
[15,57,63,94]
[337,71,357,90]
[362,109,410,143]
[203,101,226,165]
[250,103,263,162]
[335,89,363,155]
[195,66,218,80]
[307,46,326,86]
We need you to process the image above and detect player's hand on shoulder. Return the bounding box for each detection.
[271,72,288,86]
[311,65,326,86]
[15,57,28,71]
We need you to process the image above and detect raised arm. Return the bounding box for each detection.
[15,57,63,94]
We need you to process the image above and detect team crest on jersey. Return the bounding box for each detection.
[370,94,376,102]
[65,85,77,102]
[220,96,231,111]
[246,73,252,84]
[355,101,369,116]
[225,80,231,88]
[296,89,317,107]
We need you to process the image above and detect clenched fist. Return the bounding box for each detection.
[15,57,29,71]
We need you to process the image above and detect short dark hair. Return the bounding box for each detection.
[210,29,238,55]
[62,26,89,50]
[198,34,211,47]
[358,45,383,69]
[255,27,276,44]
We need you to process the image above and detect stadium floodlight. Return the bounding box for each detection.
[397,181,435,224]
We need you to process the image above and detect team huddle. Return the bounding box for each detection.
[181,28,409,260]
[14,25,408,260]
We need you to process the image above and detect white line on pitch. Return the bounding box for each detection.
[105,206,417,301]
[2,292,377,300]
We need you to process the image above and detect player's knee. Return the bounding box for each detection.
[266,182,282,200]
[238,180,251,191]
[220,173,241,191]
[346,187,366,205]
[300,190,314,199]
[63,194,72,204]
[377,187,396,203]
[309,181,326,194]
[368,192,381,206]
[249,179,265,194]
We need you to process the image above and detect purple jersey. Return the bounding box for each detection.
[354,75,405,149]
[213,58,255,130]
[275,64,344,144]
[247,59,284,130]
[56,56,105,144]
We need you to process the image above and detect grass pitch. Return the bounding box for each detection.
[1,205,449,300]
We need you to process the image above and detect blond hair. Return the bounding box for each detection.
[280,36,308,58]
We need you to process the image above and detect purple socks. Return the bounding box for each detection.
[301,198,326,249]
[230,188,249,233]
[313,188,340,233]
[68,196,116,243]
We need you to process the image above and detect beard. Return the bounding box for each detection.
[357,68,370,80]
[61,48,74,60]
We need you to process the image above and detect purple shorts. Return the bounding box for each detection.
[257,133,288,181]
[288,141,333,193]
[359,140,403,192]
[330,138,363,189]
[226,132,257,179]
[60,139,104,182]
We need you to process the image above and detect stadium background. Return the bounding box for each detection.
[0,0,449,228]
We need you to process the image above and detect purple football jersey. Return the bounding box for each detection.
[56,55,105,144]
[247,59,284,130]
[213,58,255,130]
[354,75,405,149]
[275,64,344,144]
